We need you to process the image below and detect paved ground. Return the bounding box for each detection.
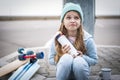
[0,46,120,80]
[0,19,120,80]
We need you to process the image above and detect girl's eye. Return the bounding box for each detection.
[66,16,71,19]
[74,16,79,19]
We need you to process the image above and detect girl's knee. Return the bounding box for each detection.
[73,56,89,71]
[57,54,73,67]
[73,57,90,79]
[56,54,73,79]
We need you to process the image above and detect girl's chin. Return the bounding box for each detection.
[68,28,77,31]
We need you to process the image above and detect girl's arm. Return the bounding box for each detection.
[83,38,98,66]
[48,39,57,65]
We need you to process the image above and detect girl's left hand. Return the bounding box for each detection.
[72,51,83,58]
[77,51,83,57]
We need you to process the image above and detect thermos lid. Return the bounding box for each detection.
[101,68,112,72]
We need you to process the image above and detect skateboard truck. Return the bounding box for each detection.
[18,51,44,60]
[18,52,44,63]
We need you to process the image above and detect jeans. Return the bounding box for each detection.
[56,54,90,80]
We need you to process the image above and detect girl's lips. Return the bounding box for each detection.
[70,24,76,26]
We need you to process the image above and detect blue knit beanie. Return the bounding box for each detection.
[60,2,83,23]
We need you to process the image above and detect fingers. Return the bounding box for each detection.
[62,44,71,54]
[77,51,83,56]
[61,45,83,58]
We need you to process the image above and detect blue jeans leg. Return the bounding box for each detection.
[73,56,90,80]
[56,54,73,80]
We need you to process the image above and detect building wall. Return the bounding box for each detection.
[0,0,63,16]
[95,0,120,16]
[0,0,119,16]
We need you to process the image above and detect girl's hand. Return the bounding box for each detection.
[77,51,83,57]
[62,44,71,54]
[72,51,83,58]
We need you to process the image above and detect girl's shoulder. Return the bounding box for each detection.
[83,30,93,41]
[44,38,55,48]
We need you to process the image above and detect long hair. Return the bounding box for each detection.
[55,22,86,62]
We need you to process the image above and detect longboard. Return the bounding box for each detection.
[8,48,44,80]
[8,60,40,80]
[0,47,44,79]
[0,59,28,77]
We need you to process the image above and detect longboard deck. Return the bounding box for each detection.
[0,59,28,77]
[9,60,40,80]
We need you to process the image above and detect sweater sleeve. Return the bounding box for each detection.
[83,38,98,66]
[48,39,57,65]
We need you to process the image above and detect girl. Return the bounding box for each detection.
[48,2,98,80]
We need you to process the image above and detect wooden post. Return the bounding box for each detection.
[64,0,95,37]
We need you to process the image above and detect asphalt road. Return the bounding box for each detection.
[0,19,120,58]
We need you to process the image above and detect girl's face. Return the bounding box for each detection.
[63,11,81,32]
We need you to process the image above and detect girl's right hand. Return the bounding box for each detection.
[62,44,71,54]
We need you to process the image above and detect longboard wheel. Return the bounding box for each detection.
[18,54,26,60]
[18,48,24,54]
[36,52,44,59]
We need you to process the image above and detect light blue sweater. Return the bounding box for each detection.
[48,30,98,66]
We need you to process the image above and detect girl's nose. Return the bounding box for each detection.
[70,18,75,22]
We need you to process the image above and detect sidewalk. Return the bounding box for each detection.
[0,46,120,80]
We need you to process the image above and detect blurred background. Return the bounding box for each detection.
[0,0,120,58]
